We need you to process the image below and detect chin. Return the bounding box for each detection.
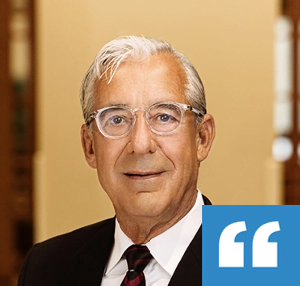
[131,200,169,218]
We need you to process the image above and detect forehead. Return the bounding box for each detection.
[95,53,187,108]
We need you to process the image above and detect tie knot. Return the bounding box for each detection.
[123,245,153,272]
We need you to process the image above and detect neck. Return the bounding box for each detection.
[116,190,198,244]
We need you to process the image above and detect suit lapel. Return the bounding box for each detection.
[61,219,115,286]
[168,195,211,286]
[168,225,202,286]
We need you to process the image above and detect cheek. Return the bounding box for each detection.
[94,145,124,204]
[162,128,198,164]
[94,138,126,180]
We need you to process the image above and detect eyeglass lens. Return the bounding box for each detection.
[97,103,183,137]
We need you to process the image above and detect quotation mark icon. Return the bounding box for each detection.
[219,221,280,268]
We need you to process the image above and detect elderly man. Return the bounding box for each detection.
[18,36,215,286]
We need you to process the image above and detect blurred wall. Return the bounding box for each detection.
[34,0,281,242]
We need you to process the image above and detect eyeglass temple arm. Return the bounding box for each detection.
[186,105,207,116]
[86,111,98,126]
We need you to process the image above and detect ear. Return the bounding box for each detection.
[81,124,97,169]
[196,114,215,162]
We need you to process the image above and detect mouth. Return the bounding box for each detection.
[124,171,164,180]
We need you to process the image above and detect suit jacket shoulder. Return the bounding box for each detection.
[18,218,115,286]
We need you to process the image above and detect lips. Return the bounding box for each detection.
[124,171,164,179]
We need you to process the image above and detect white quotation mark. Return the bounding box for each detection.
[219,221,280,268]
[252,221,280,267]
[219,221,247,267]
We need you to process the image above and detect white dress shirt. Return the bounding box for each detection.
[101,190,203,286]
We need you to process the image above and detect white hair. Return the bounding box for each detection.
[80,36,206,123]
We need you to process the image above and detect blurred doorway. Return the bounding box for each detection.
[0,0,35,285]
[281,0,300,203]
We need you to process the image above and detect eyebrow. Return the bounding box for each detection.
[99,103,128,109]
[98,101,182,110]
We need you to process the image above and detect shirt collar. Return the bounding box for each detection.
[147,190,203,275]
[105,190,203,275]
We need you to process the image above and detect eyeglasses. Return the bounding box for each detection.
[87,101,206,139]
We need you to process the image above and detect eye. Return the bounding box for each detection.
[157,113,174,122]
[99,107,132,127]
[110,116,124,125]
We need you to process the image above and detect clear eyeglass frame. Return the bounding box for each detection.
[87,101,206,139]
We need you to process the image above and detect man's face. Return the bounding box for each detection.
[81,53,214,224]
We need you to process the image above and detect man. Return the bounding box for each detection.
[18,36,215,286]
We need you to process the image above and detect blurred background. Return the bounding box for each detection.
[1,0,300,285]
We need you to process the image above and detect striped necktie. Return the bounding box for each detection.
[121,245,153,286]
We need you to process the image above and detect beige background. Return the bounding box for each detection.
[34,0,282,242]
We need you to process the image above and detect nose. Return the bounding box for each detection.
[126,112,157,154]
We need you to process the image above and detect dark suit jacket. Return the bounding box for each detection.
[18,195,211,286]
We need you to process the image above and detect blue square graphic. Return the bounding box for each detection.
[202,205,300,286]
